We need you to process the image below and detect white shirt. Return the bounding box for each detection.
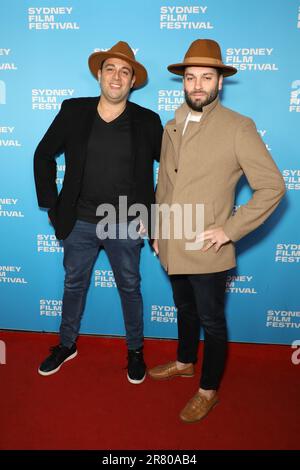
[182,111,202,136]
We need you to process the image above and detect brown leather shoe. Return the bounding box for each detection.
[148,361,194,380]
[180,392,218,423]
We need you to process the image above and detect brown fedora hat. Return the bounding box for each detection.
[168,39,237,77]
[88,41,148,88]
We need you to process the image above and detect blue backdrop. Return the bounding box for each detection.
[1,0,299,344]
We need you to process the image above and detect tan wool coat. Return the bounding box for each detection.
[155,97,286,274]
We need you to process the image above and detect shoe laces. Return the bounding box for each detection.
[126,349,144,368]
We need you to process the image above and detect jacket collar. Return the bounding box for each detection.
[174,95,220,125]
[164,96,220,167]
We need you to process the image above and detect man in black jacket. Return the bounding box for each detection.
[34,41,163,383]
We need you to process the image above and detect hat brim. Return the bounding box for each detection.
[88,51,148,88]
[168,62,237,77]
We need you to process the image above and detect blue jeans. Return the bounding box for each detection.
[60,220,144,350]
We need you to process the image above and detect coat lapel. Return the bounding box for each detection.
[180,97,220,147]
[73,97,98,177]
[81,97,98,151]
[127,102,139,176]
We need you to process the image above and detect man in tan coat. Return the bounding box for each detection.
[149,39,285,423]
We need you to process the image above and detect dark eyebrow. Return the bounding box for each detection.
[184,72,216,77]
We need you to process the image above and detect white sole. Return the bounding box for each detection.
[127,372,146,384]
[38,350,78,376]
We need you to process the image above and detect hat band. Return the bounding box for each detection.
[183,56,224,66]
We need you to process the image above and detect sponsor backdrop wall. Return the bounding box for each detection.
[1,0,299,345]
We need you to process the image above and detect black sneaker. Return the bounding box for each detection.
[38,343,77,376]
[127,347,146,384]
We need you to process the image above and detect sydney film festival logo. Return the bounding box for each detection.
[94,270,116,288]
[158,89,184,112]
[0,198,24,218]
[0,126,21,148]
[93,46,139,57]
[0,266,28,285]
[160,4,213,30]
[225,47,278,71]
[28,6,80,30]
[151,305,177,324]
[32,89,75,111]
[289,80,300,112]
[0,48,17,71]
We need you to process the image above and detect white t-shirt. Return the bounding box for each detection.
[182,111,202,135]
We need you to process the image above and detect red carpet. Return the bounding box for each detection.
[0,331,299,450]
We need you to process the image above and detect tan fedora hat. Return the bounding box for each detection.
[88,41,148,88]
[168,39,237,77]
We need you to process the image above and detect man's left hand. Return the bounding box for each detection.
[196,227,230,252]
[138,219,147,236]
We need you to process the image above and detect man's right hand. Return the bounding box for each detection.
[152,239,159,255]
